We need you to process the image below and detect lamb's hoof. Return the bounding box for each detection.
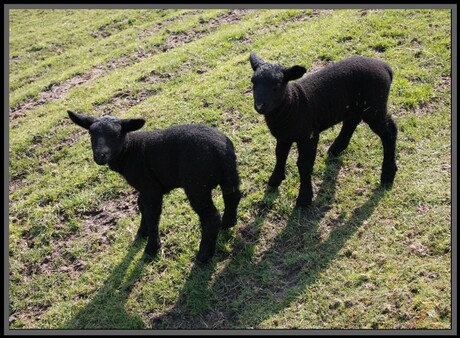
[267,182,281,189]
[142,253,154,263]
[194,259,209,267]
[295,197,312,208]
[327,148,341,158]
[381,172,396,189]
[195,251,213,265]
[222,215,237,230]
[143,244,160,263]
[268,175,284,188]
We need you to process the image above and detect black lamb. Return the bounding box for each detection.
[68,111,241,263]
[249,52,397,207]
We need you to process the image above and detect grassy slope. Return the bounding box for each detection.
[8,9,451,329]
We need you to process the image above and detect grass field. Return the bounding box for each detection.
[8,8,452,330]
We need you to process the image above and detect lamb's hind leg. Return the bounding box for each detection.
[364,113,398,187]
[328,116,362,157]
[186,188,222,263]
[221,188,241,229]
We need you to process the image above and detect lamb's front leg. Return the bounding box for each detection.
[134,195,148,242]
[296,137,319,207]
[138,192,163,261]
[268,139,293,187]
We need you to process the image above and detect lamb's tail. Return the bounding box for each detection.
[220,138,241,229]
[219,138,240,195]
[385,63,393,82]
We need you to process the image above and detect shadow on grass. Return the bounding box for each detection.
[63,243,146,329]
[150,187,278,329]
[152,157,387,329]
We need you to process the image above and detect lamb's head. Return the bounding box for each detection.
[249,52,306,115]
[68,111,145,165]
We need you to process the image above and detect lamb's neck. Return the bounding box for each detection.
[107,134,137,174]
[265,82,302,131]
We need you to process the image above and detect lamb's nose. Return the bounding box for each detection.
[94,152,109,165]
[255,102,265,110]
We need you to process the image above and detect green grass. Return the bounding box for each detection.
[8,8,452,330]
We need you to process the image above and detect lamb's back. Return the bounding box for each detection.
[294,56,393,131]
[138,124,233,191]
[300,56,392,98]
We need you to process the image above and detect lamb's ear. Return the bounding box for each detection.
[120,118,145,133]
[283,65,307,81]
[249,52,265,71]
[68,110,96,130]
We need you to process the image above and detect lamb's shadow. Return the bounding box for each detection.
[63,243,146,329]
[153,157,386,329]
[151,187,279,329]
